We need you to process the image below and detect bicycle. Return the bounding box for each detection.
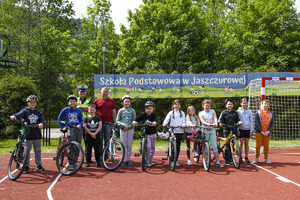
[53,121,84,175]
[8,119,39,181]
[215,123,242,169]
[163,126,180,171]
[134,121,154,171]
[187,126,211,171]
[102,122,125,171]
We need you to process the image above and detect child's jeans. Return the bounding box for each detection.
[147,134,156,162]
[120,128,134,161]
[70,127,83,165]
[26,139,42,167]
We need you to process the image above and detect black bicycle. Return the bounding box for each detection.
[54,121,84,175]
[102,122,125,171]
[134,122,153,171]
[8,119,39,181]
[166,126,180,171]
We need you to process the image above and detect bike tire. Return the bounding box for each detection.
[141,138,147,171]
[102,139,125,171]
[168,140,177,171]
[8,142,28,181]
[202,141,211,171]
[56,141,84,175]
[231,139,241,169]
[194,140,201,163]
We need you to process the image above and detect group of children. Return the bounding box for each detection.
[10,92,274,173]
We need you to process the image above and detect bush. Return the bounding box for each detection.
[0,75,39,138]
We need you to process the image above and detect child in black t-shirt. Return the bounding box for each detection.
[83,104,102,167]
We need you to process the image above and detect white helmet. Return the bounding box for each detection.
[158,129,169,140]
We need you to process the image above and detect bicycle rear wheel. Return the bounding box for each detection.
[168,140,177,171]
[8,142,28,181]
[194,140,201,163]
[202,141,211,171]
[141,138,147,171]
[231,139,241,169]
[102,139,125,171]
[56,141,84,175]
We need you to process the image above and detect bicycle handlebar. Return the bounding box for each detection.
[222,123,240,129]
[60,121,75,128]
[15,118,39,128]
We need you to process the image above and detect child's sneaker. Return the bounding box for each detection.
[36,165,45,171]
[85,163,90,167]
[265,158,271,163]
[150,161,155,166]
[187,160,192,166]
[216,162,224,168]
[252,158,258,164]
[122,161,127,166]
[23,166,29,173]
[225,160,230,165]
[147,161,152,167]
[193,151,199,157]
[96,162,101,167]
[69,164,77,170]
[245,157,251,163]
[127,161,132,166]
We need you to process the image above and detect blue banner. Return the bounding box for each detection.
[94,72,300,98]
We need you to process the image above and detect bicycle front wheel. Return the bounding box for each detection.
[202,141,211,171]
[56,141,84,175]
[168,140,177,171]
[231,139,241,169]
[194,140,201,163]
[141,138,147,171]
[102,139,125,171]
[8,142,28,181]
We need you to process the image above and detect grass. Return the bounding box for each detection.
[1,138,299,154]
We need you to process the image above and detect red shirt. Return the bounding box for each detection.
[94,97,116,123]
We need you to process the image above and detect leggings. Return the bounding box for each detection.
[185,132,197,159]
[175,133,183,161]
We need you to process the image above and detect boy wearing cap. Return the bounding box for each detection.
[10,95,46,173]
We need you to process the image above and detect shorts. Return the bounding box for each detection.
[239,129,250,138]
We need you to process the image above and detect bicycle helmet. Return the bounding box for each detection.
[26,95,38,102]
[122,95,131,102]
[67,95,77,102]
[144,101,155,107]
[157,128,169,140]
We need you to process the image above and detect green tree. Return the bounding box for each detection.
[220,0,300,72]
[115,0,209,74]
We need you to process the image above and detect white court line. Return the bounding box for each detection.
[0,159,33,184]
[47,172,62,200]
[251,163,300,187]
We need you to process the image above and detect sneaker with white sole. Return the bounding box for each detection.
[253,158,258,164]
[147,161,152,167]
[187,160,192,166]
[265,158,271,163]
[193,152,199,157]
[150,161,155,166]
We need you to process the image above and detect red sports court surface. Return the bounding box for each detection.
[0,149,300,199]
